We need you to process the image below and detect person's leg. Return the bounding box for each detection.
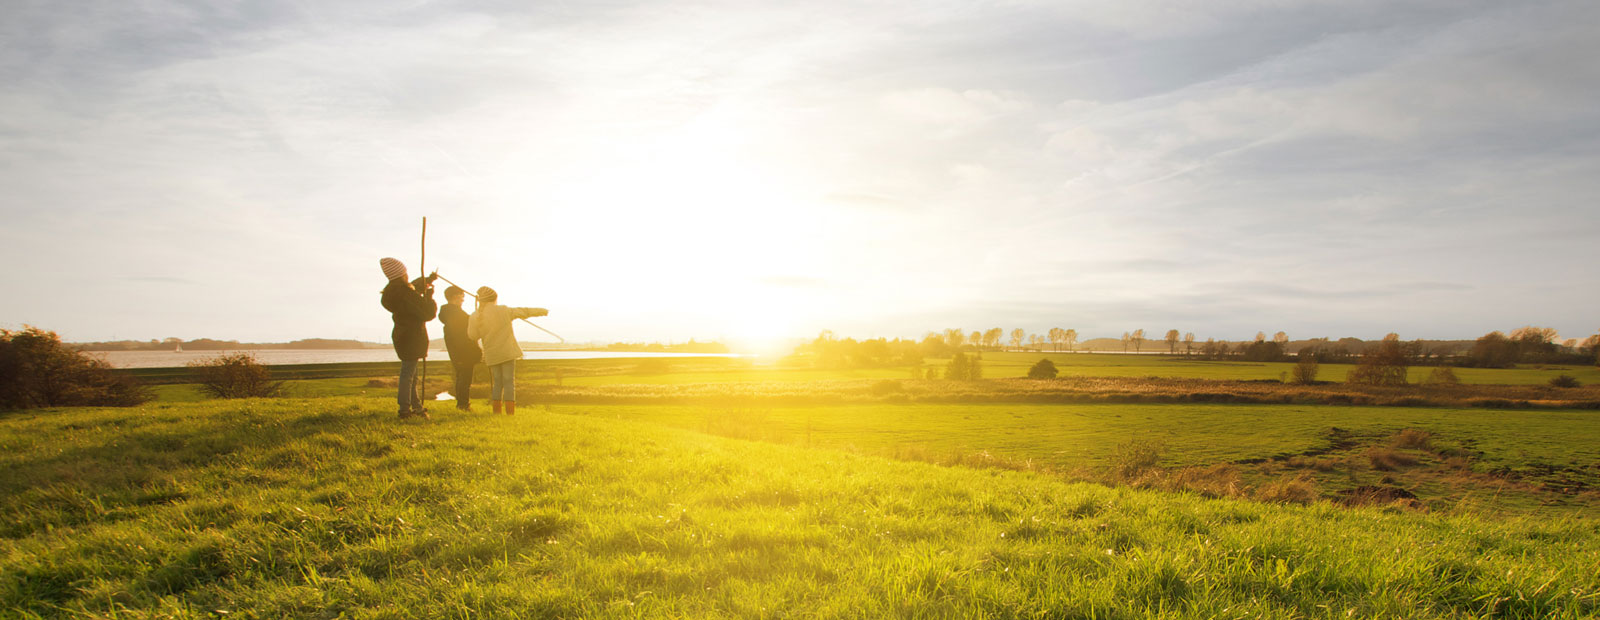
[453,363,474,411]
[397,358,418,416]
[488,361,505,413]
[489,362,514,414]
[502,360,517,415]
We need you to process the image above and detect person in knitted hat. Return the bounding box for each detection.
[466,285,547,416]
[379,257,437,419]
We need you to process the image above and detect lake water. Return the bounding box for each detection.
[92,349,747,369]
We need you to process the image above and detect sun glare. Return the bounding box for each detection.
[477,109,829,347]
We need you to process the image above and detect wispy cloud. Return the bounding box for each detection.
[0,0,1596,342]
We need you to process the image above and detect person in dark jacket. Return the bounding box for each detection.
[379,257,437,419]
[437,285,481,412]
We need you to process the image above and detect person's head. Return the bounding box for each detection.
[445,286,465,304]
[379,257,407,283]
[476,286,498,303]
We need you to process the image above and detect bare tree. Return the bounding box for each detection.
[1183,332,1195,356]
[1121,332,1131,352]
[1274,331,1288,347]
[1255,331,1267,343]
[1165,329,1180,354]
[1047,328,1061,352]
[944,328,965,349]
[1010,328,1025,351]
[970,331,983,350]
[984,328,1003,349]
[1064,329,1078,352]
[1131,329,1145,352]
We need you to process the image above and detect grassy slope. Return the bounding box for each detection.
[3,399,1598,618]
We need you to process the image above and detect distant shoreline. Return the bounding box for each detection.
[91,349,751,369]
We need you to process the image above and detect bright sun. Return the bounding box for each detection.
[490,110,825,350]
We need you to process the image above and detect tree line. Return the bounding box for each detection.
[792,325,1600,370]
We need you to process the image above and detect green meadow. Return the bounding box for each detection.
[7,354,1600,617]
[3,398,1598,618]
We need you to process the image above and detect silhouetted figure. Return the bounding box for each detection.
[466,286,547,416]
[379,257,437,419]
[438,285,481,412]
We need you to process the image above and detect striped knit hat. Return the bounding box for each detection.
[379,257,406,281]
[476,286,497,303]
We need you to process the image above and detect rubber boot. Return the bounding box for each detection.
[491,400,502,415]
[505,401,516,416]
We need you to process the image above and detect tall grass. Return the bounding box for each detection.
[3,398,1598,618]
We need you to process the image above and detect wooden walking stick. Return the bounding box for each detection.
[419,216,427,409]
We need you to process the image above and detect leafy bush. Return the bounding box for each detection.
[944,352,981,381]
[1548,375,1581,388]
[0,326,151,410]
[1026,358,1058,379]
[189,353,284,398]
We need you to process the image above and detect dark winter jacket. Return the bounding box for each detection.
[438,302,481,365]
[381,279,437,360]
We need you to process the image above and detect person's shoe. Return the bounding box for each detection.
[505,401,516,416]
[456,403,471,413]
[491,400,502,415]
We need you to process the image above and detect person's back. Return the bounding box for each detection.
[378,257,437,420]
[469,302,538,366]
[438,286,481,412]
[466,286,546,415]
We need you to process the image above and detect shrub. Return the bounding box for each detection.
[0,326,151,410]
[189,353,285,398]
[945,352,979,381]
[1107,439,1165,481]
[1027,358,1058,379]
[1290,354,1319,384]
[1347,336,1409,386]
[869,380,903,396]
[1422,366,1460,386]
[1548,375,1581,388]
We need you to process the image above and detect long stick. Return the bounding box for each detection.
[434,272,566,344]
[419,216,427,407]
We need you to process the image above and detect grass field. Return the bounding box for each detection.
[560,402,1600,515]
[3,398,1598,618]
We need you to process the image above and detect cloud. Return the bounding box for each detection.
[0,0,1596,342]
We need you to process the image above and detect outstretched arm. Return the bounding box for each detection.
[511,307,549,320]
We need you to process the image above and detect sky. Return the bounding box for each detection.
[2,0,1598,350]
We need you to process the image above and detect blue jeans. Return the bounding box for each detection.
[489,361,515,401]
[398,358,421,412]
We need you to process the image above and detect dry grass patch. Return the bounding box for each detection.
[1254,475,1319,504]
[1367,446,1421,471]
[1391,428,1434,450]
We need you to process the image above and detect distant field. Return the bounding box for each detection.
[135,353,1600,394]
[562,401,1600,515]
[2,399,1596,618]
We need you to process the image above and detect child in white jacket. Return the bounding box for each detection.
[466,286,548,415]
